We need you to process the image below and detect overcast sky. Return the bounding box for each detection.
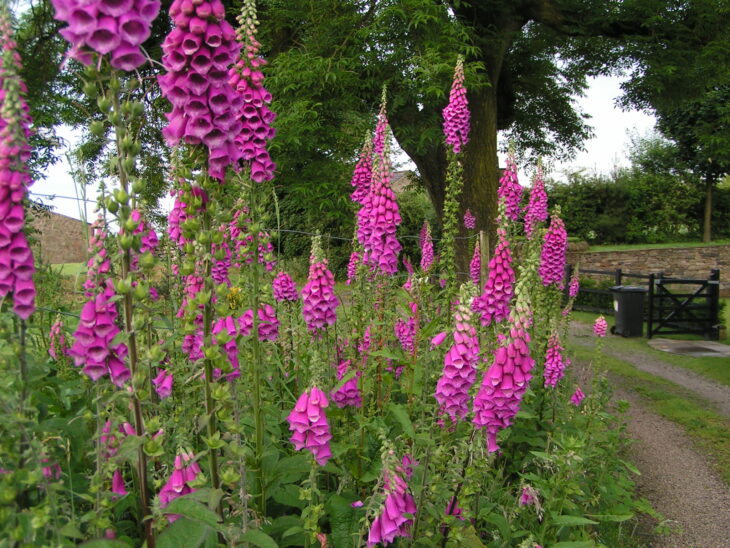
[32,74,656,221]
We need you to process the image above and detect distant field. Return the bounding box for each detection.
[56,262,85,276]
[588,239,730,252]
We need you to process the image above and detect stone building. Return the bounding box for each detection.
[29,209,89,265]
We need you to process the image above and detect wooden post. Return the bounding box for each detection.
[647,273,655,339]
[479,230,489,289]
[563,264,573,304]
[614,268,623,286]
[708,269,720,340]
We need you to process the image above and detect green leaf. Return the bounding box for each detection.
[162,497,222,530]
[272,454,310,484]
[446,525,486,547]
[240,530,279,548]
[551,515,599,526]
[388,403,415,438]
[157,518,215,548]
[483,513,511,540]
[551,542,595,548]
[59,522,84,539]
[272,483,306,509]
[587,513,634,522]
[326,494,361,547]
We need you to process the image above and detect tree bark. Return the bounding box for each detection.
[703,176,713,242]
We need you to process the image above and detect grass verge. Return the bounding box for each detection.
[569,343,730,486]
[571,313,730,388]
[587,239,730,252]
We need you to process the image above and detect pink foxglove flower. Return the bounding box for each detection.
[469,241,481,285]
[463,208,476,229]
[472,226,514,326]
[519,486,538,506]
[570,387,586,406]
[472,292,534,452]
[420,221,434,272]
[229,0,276,182]
[430,331,447,349]
[350,135,373,205]
[543,333,566,388]
[330,359,361,408]
[367,462,417,546]
[213,315,240,380]
[302,242,338,335]
[51,0,160,70]
[159,452,201,522]
[286,386,332,465]
[524,165,548,239]
[152,369,174,399]
[593,315,607,338]
[346,251,360,286]
[538,211,568,287]
[394,302,417,354]
[356,128,401,276]
[442,56,470,154]
[568,270,580,298]
[48,318,67,360]
[435,290,480,423]
[68,281,130,386]
[272,271,298,302]
[498,152,522,222]
[159,0,242,180]
[83,216,111,296]
[0,14,36,319]
[372,101,388,156]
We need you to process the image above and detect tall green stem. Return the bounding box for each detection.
[111,86,154,548]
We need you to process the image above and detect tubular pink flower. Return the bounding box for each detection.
[472,280,534,453]
[570,387,586,406]
[67,281,130,386]
[350,136,373,205]
[593,316,607,338]
[330,359,362,408]
[442,57,470,154]
[435,293,480,423]
[152,369,174,399]
[0,14,36,319]
[52,0,159,70]
[420,221,433,272]
[367,463,417,546]
[346,251,360,286]
[568,270,580,298]
[83,216,111,296]
[286,386,332,465]
[472,227,514,326]
[463,208,476,229]
[394,303,417,354]
[538,212,568,287]
[159,451,201,522]
[543,333,567,388]
[356,131,402,276]
[469,241,480,285]
[498,153,522,222]
[524,165,548,239]
[159,0,241,180]
[302,248,338,336]
[48,318,67,359]
[229,0,276,182]
[272,271,298,302]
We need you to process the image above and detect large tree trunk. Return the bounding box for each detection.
[703,176,713,243]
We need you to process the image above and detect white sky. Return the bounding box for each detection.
[32,75,656,221]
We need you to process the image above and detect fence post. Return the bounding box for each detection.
[614,268,623,286]
[709,269,720,340]
[647,273,655,339]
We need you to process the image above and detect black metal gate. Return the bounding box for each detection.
[647,269,720,340]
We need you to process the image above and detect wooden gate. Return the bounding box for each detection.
[647,269,720,340]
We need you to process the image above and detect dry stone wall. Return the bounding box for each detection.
[568,245,730,297]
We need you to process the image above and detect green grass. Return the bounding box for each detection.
[587,239,730,252]
[571,313,730,388]
[56,262,85,276]
[569,344,730,486]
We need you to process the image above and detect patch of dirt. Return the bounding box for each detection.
[570,322,730,418]
[614,385,730,548]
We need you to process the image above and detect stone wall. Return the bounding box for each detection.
[567,244,730,296]
[31,211,88,265]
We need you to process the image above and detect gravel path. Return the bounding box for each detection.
[570,322,730,418]
[614,385,730,548]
